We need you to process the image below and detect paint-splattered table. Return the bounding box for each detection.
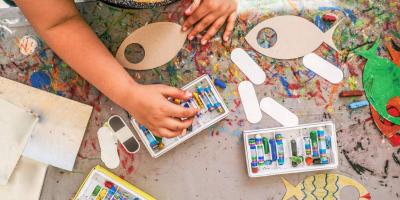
[0,0,399,199]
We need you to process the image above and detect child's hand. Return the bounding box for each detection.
[125,84,199,138]
[182,0,238,45]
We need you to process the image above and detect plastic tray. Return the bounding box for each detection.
[131,74,229,158]
[243,121,338,177]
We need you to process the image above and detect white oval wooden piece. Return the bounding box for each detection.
[260,97,299,127]
[238,81,263,123]
[303,53,343,84]
[116,22,188,70]
[97,127,120,169]
[231,48,266,85]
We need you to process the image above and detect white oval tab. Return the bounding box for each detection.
[231,48,266,85]
[260,97,299,127]
[303,53,343,84]
[238,81,262,123]
[97,127,120,169]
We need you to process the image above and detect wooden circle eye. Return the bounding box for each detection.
[125,43,145,64]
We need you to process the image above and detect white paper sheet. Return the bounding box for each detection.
[0,98,38,185]
[0,77,93,171]
[0,157,48,200]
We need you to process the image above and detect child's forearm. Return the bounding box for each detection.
[16,0,136,107]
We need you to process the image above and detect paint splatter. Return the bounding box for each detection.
[30,71,50,89]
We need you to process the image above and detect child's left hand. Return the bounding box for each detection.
[182,0,238,45]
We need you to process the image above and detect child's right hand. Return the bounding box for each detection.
[123,84,199,138]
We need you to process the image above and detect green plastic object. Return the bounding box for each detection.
[262,137,269,154]
[290,156,304,167]
[355,39,400,125]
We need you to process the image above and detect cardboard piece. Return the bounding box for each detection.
[245,15,341,59]
[355,40,400,125]
[238,81,262,123]
[0,98,38,185]
[97,126,120,169]
[303,53,343,84]
[0,157,48,200]
[281,174,370,200]
[259,97,299,127]
[0,77,93,171]
[231,48,266,85]
[116,22,188,70]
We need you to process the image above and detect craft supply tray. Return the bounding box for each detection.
[131,74,229,158]
[243,121,338,177]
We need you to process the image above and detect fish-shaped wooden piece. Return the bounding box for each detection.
[245,15,341,59]
[116,22,188,70]
[281,173,371,200]
[355,39,400,125]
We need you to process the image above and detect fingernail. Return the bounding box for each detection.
[224,36,228,41]
[185,8,191,14]
[185,91,192,98]
[188,35,194,40]
[182,26,187,31]
[201,40,207,45]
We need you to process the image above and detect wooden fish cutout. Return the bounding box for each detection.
[245,15,341,59]
[116,22,188,70]
[281,173,371,200]
[355,39,400,125]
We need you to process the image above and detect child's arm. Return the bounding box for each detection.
[182,0,238,45]
[15,0,198,138]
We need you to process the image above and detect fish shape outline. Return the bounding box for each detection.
[245,15,342,59]
[116,22,188,70]
[355,39,400,125]
[281,173,371,200]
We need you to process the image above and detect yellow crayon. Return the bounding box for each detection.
[192,92,204,108]
[96,188,107,200]
[173,98,181,104]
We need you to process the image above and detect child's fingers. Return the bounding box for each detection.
[223,11,237,42]
[162,117,194,132]
[182,6,209,33]
[185,0,201,16]
[157,85,192,100]
[188,14,219,42]
[156,127,182,138]
[200,15,227,45]
[167,103,199,118]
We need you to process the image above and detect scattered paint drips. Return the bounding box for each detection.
[30,71,50,89]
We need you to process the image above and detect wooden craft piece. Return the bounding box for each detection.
[0,157,47,200]
[245,15,341,59]
[0,77,93,171]
[0,98,38,185]
[355,39,400,125]
[303,53,343,84]
[98,126,120,169]
[260,97,299,127]
[385,38,400,66]
[281,173,371,200]
[370,98,400,147]
[99,0,178,9]
[238,81,262,124]
[231,48,266,85]
[116,22,188,70]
